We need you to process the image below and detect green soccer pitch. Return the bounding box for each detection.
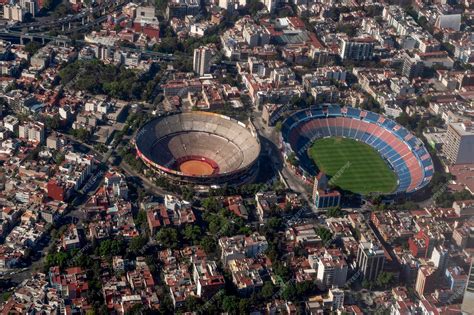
[308,137,398,195]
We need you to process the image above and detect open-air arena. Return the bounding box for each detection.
[135,112,261,186]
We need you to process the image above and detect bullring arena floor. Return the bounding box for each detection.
[179,160,216,176]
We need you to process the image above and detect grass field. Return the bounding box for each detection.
[308,137,398,195]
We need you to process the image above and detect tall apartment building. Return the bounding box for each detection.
[443,121,474,165]
[218,0,246,12]
[193,47,212,76]
[356,241,385,281]
[415,265,437,297]
[18,121,45,143]
[313,250,348,288]
[20,0,37,17]
[402,53,424,79]
[461,257,474,314]
[339,37,376,61]
[328,288,344,311]
[3,4,24,22]
[192,260,225,298]
[312,173,341,209]
[166,0,200,19]
[430,245,449,276]
[243,24,270,48]
[263,0,277,13]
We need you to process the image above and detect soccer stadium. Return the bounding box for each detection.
[280,105,434,195]
[135,112,261,186]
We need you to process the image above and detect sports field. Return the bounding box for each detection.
[308,137,398,195]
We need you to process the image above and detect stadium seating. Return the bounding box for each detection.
[135,112,260,179]
[281,105,434,194]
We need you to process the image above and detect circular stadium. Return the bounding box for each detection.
[135,112,261,185]
[280,105,434,195]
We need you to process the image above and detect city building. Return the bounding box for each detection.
[402,53,424,79]
[3,4,24,22]
[453,200,474,217]
[166,0,200,19]
[415,265,437,297]
[193,46,212,76]
[443,121,474,165]
[461,257,474,314]
[311,249,348,288]
[430,245,449,276]
[339,36,376,61]
[328,288,344,311]
[18,121,45,143]
[193,260,225,298]
[356,241,385,281]
[445,266,468,292]
[312,173,341,210]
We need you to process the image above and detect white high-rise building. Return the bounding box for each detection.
[339,36,376,61]
[430,245,449,275]
[311,250,348,288]
[356,241,385,281]
[328,288,344,310]
[461,257,474,314]
[263,0,277,12]
[3,4,24,22]
[18,122,45,143]
[20,0,37,17]
[443,121,474,165]
[193,46,212,76]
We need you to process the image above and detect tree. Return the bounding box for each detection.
[295,280,313,296]
[42,0,60,10]
[45,251,70,269]
[287,152,299,167]
[327,206,343,218]
[274,261,292,282]
[52,3,73,18]
[375,272,395,290]
[264,217,283,233]
[246,0,264,16]
[59,60,155,101]
[281,282,297,301]
[24,41,42,55]
[45,115,61,130]
[222,295,239,313]
[183,225,201,245]
[184,296,203,312]
[336,23,357,37]
[200,236,217,253]
[128,235,148,256]
[316,227,333,243]
[155,0,168,11]
[98,239,124,257]
[202,197,221,212]
[125,303,143,315]
[275,121,282,132]
[261,282,275,299]
[135,210,148,233]
[238,299,250,314]
[23,12,34,22]
[362,279,373,290]
[156,227,179,249]
[70,127,91,142]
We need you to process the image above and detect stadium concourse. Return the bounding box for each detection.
[135,112,261,186]
[281,105,434,194]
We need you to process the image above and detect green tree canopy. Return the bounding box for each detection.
[156,227,179,249]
